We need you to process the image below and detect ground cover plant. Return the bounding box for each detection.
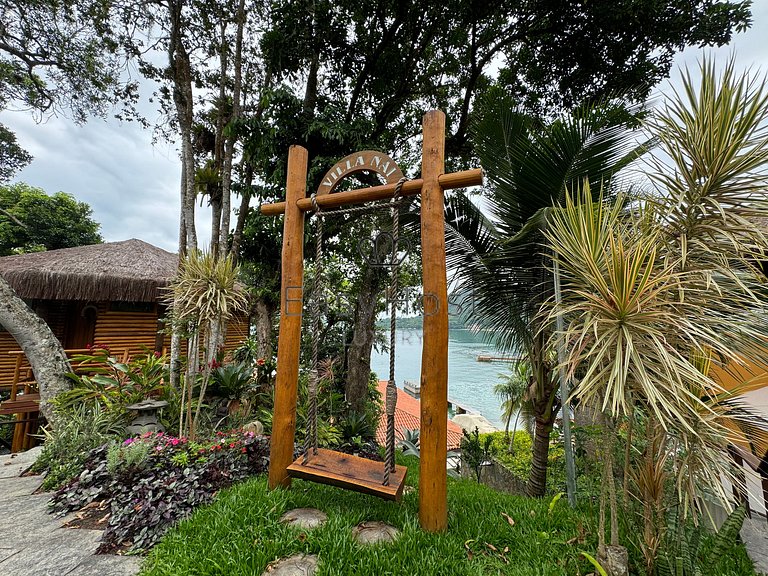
[140,455,756,576]
[48,429,269,553]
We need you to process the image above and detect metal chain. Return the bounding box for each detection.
[313,198,403,218]
[383,177,406,485]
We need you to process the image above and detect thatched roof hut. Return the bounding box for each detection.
[0,239,178,302]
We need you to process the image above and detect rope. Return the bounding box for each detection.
[304,194,323,462]
[383,177,406,485]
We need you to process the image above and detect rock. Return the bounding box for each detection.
[598,545,628,576]
[351,521,400,545]
[243,420,265,435]
[279,508,327,530]
[263,553,318,575]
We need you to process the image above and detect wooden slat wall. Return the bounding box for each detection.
[2,305,251,388]
[93,307,160,357]
[160,312,251,357]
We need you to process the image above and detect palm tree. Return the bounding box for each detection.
[543,58,768,570]
[445,89,648,497]
[494,360,533,451]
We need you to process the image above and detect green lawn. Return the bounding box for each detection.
[140,456,756,576]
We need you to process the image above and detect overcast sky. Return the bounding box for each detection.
[2,3,767,253]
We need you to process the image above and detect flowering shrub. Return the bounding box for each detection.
[49,429,270,553]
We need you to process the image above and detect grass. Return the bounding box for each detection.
[141,456,757,576]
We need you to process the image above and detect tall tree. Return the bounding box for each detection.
[0,183,102,256]
[0,0,138,422]
[244,0,753,413]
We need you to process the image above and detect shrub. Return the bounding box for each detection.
[54,349,173,424]
[49,429,270,553]
[31,404,124,490]
[460,427,495,482]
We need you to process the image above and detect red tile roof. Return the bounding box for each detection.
[375,381,464,450]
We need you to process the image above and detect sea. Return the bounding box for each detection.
[370,328,512,428]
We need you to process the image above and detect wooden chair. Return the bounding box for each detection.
[0,348,129,452]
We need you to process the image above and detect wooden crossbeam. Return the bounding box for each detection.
[260,168,483,216]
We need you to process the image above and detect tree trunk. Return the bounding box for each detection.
[218,0,245,259]
[253,296,274,359]
[525,332,558,497]
[230,162,253,265]
[345,264,383,414]
[527,414,554,497]
[0,277,71,423]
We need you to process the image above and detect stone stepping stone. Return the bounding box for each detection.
[351,521,400,545]
[279,508,327,530]
[263,553,318,575]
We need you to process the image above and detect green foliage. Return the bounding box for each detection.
[50,430,270,554]
[106,440,150,475]
[139,457,756,576]
[707,505,747,565]
[651,503,751,576]
[0,124,31,182]
[164,250,248,325]
[208,362,254,399]
[460,427,495,483]
[0,1,138,121]
[54,349,172,424]
[0,182,102,255]
[30,404,124,490]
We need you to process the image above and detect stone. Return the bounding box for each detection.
[243,420,265,435]
[279,508,327,530]
[263,553,318,576]
[741,516,768,574]
[1,475,44,498]
[351,521,400,545]
[63,554,143,576]
[598,544,629,576]
[0,446,44,478]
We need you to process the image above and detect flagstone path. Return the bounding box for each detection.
[0,448,141,576]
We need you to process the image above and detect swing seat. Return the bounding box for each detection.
[287,449,408,501]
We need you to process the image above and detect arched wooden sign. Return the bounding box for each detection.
[317,150,404,196]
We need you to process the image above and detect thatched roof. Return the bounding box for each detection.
[0,239,178,302]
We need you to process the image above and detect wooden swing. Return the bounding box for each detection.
[286,179,409,501]
[261,110,483,531]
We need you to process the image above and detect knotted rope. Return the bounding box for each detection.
[383,176,406,485]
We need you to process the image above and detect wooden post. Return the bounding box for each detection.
[419,110,448,532]
[268,145,308,489]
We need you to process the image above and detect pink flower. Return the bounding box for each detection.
[123,438,134,445]
[170,438,180,446]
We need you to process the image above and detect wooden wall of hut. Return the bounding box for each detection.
[0,300,251,390]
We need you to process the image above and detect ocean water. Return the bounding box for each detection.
[370,328,512,428]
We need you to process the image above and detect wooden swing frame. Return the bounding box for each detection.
[260,110,483,532]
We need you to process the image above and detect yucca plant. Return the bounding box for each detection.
[543,57,768,573]
[164,250,249,438]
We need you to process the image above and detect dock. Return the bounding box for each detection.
[477,354,521,363]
